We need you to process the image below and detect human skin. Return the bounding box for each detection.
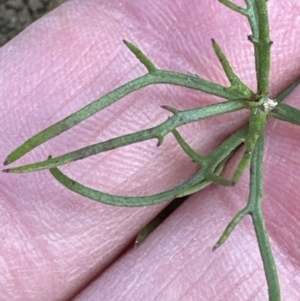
[1,0,300,300]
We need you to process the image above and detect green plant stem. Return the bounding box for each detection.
[4,100,248,173]
[250,131,280,301]
[252,210,280,301]
[213,109,267,247]
[4,49,248,166]
[276,77,300,103]
[48,127,248,206]
[219,0,271,96]
[218,0,247,15]
[171,129,206,165]
[171,129,232,197]
[213,115,280,301]
[50,163,208,206]
[245,0,272,95]
[269,103,300,126]
[206,108,266,186]
[212,39,253,98]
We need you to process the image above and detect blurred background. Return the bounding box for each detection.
[0,0,68,46]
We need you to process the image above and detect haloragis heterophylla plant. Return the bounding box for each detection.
[2,0,300,300]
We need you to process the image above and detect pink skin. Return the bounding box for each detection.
[1,0,300,300]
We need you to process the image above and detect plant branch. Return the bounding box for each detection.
[270,103,300,126]
[245,0,272,95]
[276,77,300,103]
[171,129,233,197]
[212,115,280,300]
[206,108,266,186]
[220,0,272,96]
[4,100,248,173]
[4,43,249,166]
[250,130,280,301]
[218,0,248,15]
[123,40,157,73]
[212,39,254,99]
[48,127,248,206]
[171,129,206,165]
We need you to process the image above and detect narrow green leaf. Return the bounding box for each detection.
[211,39,254,99]
[218,0,247,15]
[269,103,300,126]
[4,70,248,166]
[213,207,249,250]
[123,40,157,74]
[48,126,248,206]
[4,100,247,173]
[276,77,300,103]
[172,129,206,165]
[49,166,208,207]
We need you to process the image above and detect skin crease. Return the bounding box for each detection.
[1,0,300,300]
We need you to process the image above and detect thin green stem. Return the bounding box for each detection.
[220,0,272,96]
[123,40,157,73]
[218,0,248,16]
[48,127,249,207]
[212,39,254,98]
[276,77,300,103]
[252,209,280,301]
[4,45,248,166]
[171,129,234,197]
[206,108,266,186]
[213,206,249,250]
[231,107,266,184]
[245,0,272,95]
[213,117,280,301]
[50,162,208,207]
[270,103,300,126]
[250,132,280,301]
[4,100,248,173]
[171,129,206,165]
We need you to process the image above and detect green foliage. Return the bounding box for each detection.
[3,1,300,300]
